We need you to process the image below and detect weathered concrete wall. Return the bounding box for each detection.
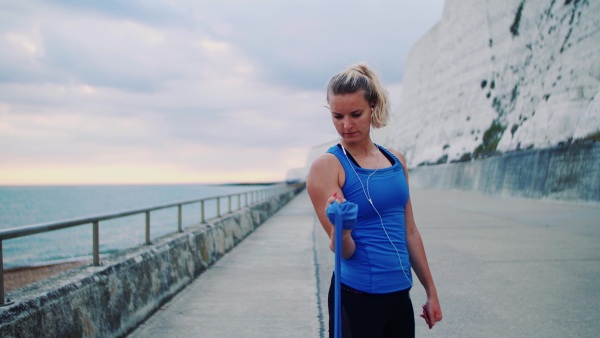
[0,184,305,338]
[409,143,599,202]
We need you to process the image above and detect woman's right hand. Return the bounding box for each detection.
[327,192,355,258]
[326,191,344,205]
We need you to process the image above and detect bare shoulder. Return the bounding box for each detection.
[307,153,341,180]
[386,148,408,168]
[307,153,343,205]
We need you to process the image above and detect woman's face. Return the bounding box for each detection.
[329,90,372,144]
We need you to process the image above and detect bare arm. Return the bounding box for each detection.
[306,154,355,259]
[393,150,443,328]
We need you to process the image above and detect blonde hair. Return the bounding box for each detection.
[326,63,390,128]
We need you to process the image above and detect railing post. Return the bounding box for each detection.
[145,211,151,245]
[200,200,205,223]
[228,196,232,213]
[245,192,248,207]
[217,198,221,217]
[1,240,5,305]
[93,221,100,266]
[237,194,241,210]
[0,240,13,306]
[178,205,182,233]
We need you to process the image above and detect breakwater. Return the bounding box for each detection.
[408,142,599,202]
[0,183,305,338]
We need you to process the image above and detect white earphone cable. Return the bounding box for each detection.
[341,144,413,286]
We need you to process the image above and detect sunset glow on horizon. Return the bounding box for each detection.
[0,163,290,186]
[0,1,445,186]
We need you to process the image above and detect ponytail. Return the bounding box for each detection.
[326,63,390,128]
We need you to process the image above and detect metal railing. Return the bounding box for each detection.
[0,183,298,306]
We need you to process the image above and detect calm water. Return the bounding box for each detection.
[0,184,268,268]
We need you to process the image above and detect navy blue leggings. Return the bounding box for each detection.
[328,274,415,338]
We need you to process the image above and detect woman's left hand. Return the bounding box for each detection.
[421,296,442,329]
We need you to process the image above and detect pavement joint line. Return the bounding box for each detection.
[311,213,326,338]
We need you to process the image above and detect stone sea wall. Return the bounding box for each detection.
[0,184,305,338]
[408,142,599,202]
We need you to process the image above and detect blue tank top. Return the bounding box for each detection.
[328,144,413,293]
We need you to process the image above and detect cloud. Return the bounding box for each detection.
[46,0,186,26]
[195,1,446,90]
[0,0,444,184]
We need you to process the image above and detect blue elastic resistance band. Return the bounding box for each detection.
[326,201,358,338]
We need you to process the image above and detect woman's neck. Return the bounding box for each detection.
[341,140,378,158]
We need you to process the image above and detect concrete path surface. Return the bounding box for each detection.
[129,188,600,338]
[129,189,322,338]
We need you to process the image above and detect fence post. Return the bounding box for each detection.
[201,200,205,223]
[93,221,100,266]
[178,205,183,233]
[217,198,221,217]
[145,211,151,245]
[0,241,5,305]
[0,240,13,306]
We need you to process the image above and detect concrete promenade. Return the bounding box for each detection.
[129,188,600,338]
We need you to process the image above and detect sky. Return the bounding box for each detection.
[0,0,445,185]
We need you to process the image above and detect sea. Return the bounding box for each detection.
[0,183,270,269]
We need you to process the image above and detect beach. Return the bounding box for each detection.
[3,260,88,293]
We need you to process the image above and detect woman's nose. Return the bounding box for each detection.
[343,118,352,129]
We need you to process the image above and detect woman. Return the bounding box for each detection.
[307,63,442,337]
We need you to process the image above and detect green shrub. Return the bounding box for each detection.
[474,119,506,158]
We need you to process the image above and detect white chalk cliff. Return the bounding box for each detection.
[385,0,600,167]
